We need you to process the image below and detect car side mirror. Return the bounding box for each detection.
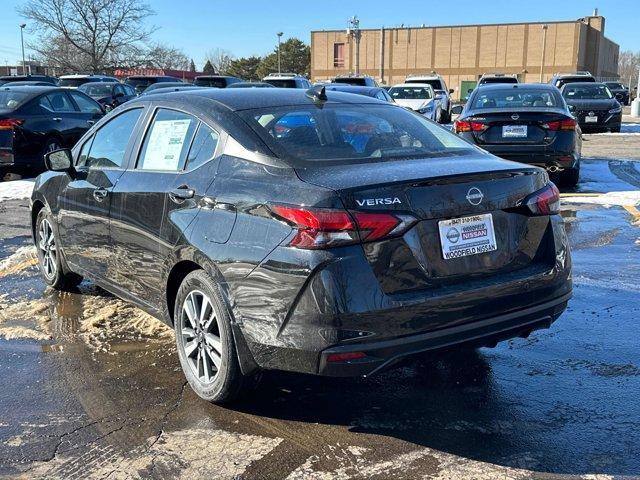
[449,88,454,94]
[451,105,463,115]
[45,148,74,173]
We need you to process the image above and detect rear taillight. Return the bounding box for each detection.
[524,183,560,215]
[271,205,416,249]
[0,119,24,130]
[453,120,487,133]
[544,119,576,131]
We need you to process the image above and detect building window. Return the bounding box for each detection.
[333,43,345,68]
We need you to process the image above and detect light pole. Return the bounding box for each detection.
[539,24,548,83]
[277,32,283,74]
[19,24,26,76]
[347,16,361,75]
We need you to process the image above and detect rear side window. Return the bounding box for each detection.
[137,109,198,171]
[43,92,76,112]
[240,104,473,164]
[186,124,219,170]
[80,108,143,168]
[69,91,102,114]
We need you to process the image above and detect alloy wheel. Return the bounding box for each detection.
[38,219,57,279]
[180,290,223,384]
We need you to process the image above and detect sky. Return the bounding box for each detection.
[0,0,638,69]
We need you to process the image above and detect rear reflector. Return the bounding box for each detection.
[326,352,367,363]
[0,119,24,130]
[454,120,487,133]
[271,205,416,249]
[544,119,577,131]
[524,183,560,215]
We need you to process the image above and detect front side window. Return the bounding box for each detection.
[137,109,198,171]
[69,91,103,113]
[80,108,143,168]
[241,104,473,164]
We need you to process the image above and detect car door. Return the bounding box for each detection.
[109,108,202,304]
[67,90,105,143]
[58,107,145,281]
[38,91,78,146]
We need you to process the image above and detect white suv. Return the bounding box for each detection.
[404,73,453,123]
[263,73,312,89]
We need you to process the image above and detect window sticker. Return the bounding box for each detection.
[142,119,192,170]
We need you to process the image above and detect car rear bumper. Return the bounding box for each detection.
[318,291,571,376]
[484,151,579,170]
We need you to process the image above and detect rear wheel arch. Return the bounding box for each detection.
[31,199,46,241]
[166,260,203,325]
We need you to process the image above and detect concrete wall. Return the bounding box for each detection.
[311,16,620,99]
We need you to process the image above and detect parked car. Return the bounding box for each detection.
[32,87,571,403]
[78,82,136,111]
[4,81,56,87]
[0,75,58,86]
[478,73,519,85]
[549,71,595,90]
[262,73,311,89]
[58,74,119,89]
[227,82,275,89]
[324,85,394,102]
[603,81,630,106]
[388,83,442,122]
[560,82,622,133]
[404,73,454,122]
[0,86,103,174]
[142,82,190,94]
[194,75,242,88]
[452,83,582,187]
[331,75,378,87]
[124,76,183,95]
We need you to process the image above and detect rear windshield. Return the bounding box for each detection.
[59,78,97,88]
[78,84,112,96]
[0,91,30,109]
[480,77,518,84]
[333,78,366,86]
[405,79,442,91]
[264,79,297,88]
[605,83,625,90]
[388,86,433,100]
[562,84,613,100]
[238,104,474,164]
[194,78,227,87]
[125,78,158,93]
[471,88,561,109]
[557,77,595,87]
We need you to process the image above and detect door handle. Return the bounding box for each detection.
[52,117,62,122]
[169,185,195,203]
[93,187,108,202]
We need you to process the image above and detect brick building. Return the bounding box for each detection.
[311,14,619,99]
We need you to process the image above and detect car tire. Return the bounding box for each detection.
[441,109,450,124]
[174,270,251,404]
[610,126,621,133]
[560,166,580,188]
[35,208,83,290]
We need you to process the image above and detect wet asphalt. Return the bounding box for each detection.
[0,133,639,479]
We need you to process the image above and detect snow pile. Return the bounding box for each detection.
[561,191,640,207]
[0,180,34,202]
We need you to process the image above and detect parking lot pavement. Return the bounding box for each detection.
[0,137,639,479]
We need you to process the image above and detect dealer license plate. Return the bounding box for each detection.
[438,213,498,260]
[502,125,527,138]
[585,116,598,123]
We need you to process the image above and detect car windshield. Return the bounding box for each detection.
[389,86,433,100]
[333,78,367,86]
[605,83,624,90]
[481,77,518,84]
[405,79,441,91]
[264,79,297,88]
[0,91,30,109]
[78,84,112,96]
[194,78,228,87]
[562,84,613,100]
[472,88,561,108]
[59,78,96,87]
[239,104,474,164]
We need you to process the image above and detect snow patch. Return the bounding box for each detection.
[0,179,34,202]
[561,191,640,207]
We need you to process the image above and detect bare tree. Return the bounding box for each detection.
[18,0,156,73]
[618,50,640,90]
[145,43,189,70]
[205,48,234,75]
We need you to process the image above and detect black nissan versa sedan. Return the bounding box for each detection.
[561,82,623,133]
[31,87,572,403]
[452,83,582,187]
[0,86,104,175]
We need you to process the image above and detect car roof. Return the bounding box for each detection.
[59,74,111,79]
[1,85,60,94]
[473,83,555,91]
[561,82,605,88]
[127,75,179,80]
[390,83,434,89]
[129,87,384,111]
[196,75,238,79]
[79,82,117,87]
[324,85,382,95]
